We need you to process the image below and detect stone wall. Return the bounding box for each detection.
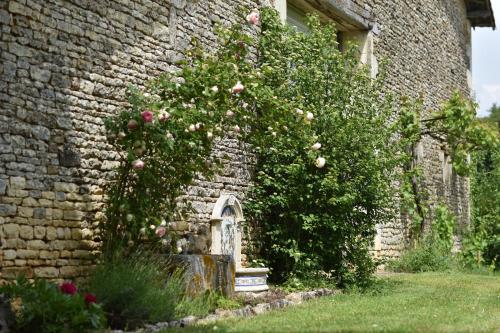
[0,0,474,280]
[0,0,259,281]
[361,0,472,257]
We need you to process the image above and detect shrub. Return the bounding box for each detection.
[245,9,403,286]
[87,252,186,329]
[387,242,455,273]
[0,277,105,333]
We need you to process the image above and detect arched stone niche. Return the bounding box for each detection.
[210,194,269,292]
[210,194,244,269]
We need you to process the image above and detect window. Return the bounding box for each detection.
[274,0,378,77]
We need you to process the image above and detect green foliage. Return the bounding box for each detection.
[246,9,403,286]
[389,204,457,273]
[387,241,456,273]
[417,92,498,176]
[176,291,242,318]
[462,106,500,270]
[87,252,186,329]
[432,204,456,252]
[0,277,105,333]
[399,93,498,244]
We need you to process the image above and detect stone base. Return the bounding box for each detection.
[235,267,269,292]
[169,254,235,296]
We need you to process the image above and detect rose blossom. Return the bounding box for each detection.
[84,293,97,305]
[211,86,219,93]
[231,81,244,94]
[246,9,259,25]
[141,110,154,123]
[311,143,322,150]
[132,159,145,170]
[160,219,167,226]
[315,157,326,168]
[226,110,234,117]
[233,125,241,133]
[159,111,170,122]
[189,124,196,132]
[149,224,156,230]
[296,108,304,115]
[127,119,138,130]
[60,282,77,295]
[306,112,314,121]
[155,226,166,238]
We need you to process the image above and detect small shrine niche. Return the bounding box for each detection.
[210,194,244,268]
[211,194,269,292]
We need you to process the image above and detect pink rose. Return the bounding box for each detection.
[127,119,138,130]
[132,159,145,170]
[231,81,244,94]
[159,111,170,122]
[246,9,259,25]
[155,226,166,238]
[141,110,154,123]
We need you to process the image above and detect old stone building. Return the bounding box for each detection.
[0,0,495,280]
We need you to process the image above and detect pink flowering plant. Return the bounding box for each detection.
[102,8,309,254]
[0,277,105,333]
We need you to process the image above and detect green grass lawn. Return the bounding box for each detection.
[165,272,500,333]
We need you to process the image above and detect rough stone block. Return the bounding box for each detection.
[3,249,17,260]
[27,240,48,250]
[17,249,38,259]
[30,67,51,83]
[2,267,33,279]
[63,210,84,221]
[54,182,79,193]
[19,225,34,239]
[59,266,79,278]
[46,226,57,240]
[0,204,16,217]
[18,206,33,218]
[2,224,19,238]
[34,267,58,278]
[34,225,46,239]
[0,179,7,195]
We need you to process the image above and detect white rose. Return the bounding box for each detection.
[296,108,304,115]
[231,81,244,94]
[211,85,219,93]
[306,112,314,120]
[189,124,196,132]
[226,110,235,117]
[311,143,322,150]
[315,157,326,168]
[149,224,156,230]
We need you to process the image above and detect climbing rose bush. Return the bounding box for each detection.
[244,10,405,286]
